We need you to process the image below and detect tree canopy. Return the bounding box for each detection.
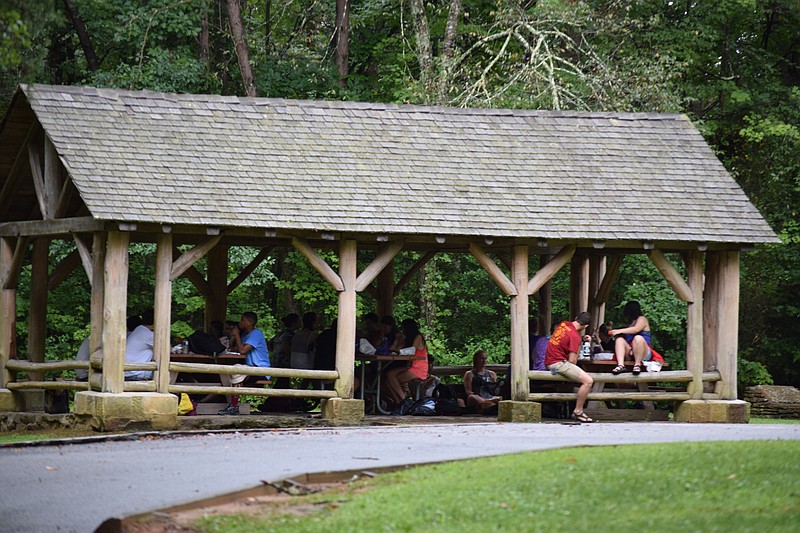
[1,0,798,388]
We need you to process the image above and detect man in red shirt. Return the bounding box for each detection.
[545,312,595,422]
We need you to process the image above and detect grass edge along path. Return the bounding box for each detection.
[198,440,800,533]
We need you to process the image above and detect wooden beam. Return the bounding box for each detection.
[1,237,28,290]
[537,254,552,336]
[292,237,344,291]
[206,245,228,329]
[588,255,606,330]
[703,252,720,393]
[528,245,576,295]
[469,242,517,296]
[335,239,357,398]
[170,234,222,281]
[48,248,81,291]
[510,245,529,401]
[73,234,93,285]
[101,231,129,393]
[394,251,436,295]
[376,261,394,317]
[648,249,694,303]
[43,134,62,219]
[355,240,404,293]
[594,255,623,305]
[54,173,75,219]
[0,217,105,238]
[27,139,48,219]
[181,264,212,298]
[227,246,271,292]
[685,251,704,399]
[154,233,173,393]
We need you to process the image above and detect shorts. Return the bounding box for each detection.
[547,360,588,382]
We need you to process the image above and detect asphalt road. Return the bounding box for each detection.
[2,422,799,533]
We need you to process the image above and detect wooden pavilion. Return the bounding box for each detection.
[0,84,778,429]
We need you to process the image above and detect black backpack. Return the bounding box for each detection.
[187,330,226,355]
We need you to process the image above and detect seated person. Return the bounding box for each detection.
[464,350,501,414]
[594,322,615,352]
[218,312,270,415]
[383,319,429,406]
[124,309,155,380]
[74,336,90,381]
[609,301,652,375]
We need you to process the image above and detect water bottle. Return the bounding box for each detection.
[580,339,591,360]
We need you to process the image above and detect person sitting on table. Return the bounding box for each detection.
[123,309,155,380]
[609,301,652,376]
[464,350,502,414]
[383,319,429,407]
[218,312,270,415]
[545,312,595,423]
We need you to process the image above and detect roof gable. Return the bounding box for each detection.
[1,84,779,245]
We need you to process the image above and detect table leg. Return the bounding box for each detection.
[374,361,392,415]
[586,381,605,410]
[637,381,655,410]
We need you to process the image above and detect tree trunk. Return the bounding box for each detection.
[226,0,258,96]
[62,0,100,71]
[409,0,433,91]
[265,0,271,52]
[335,0,350,88]
[442,0,462,60]
[199,10,210,67]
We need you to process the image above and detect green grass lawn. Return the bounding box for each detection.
[198,440,800,533]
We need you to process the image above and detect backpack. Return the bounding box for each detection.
[187,330,226,355]
[433,398,462,416]
[432,383,457,400]
[410,398,438,416]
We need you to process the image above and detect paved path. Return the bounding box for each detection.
[2,422,799,532]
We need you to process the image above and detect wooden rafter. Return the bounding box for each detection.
[170,234,222,281]
[355,240,404,293]
[469,242,517,296]
[292,237,344,291]
[227,246,272,292]
[528,245,576,295]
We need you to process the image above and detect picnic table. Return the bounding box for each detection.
[578,357,670,416]
[356,353,425,415]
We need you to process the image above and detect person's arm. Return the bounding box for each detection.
[610,316,649,337]
[464,371,475,396]
[230,327,254,354]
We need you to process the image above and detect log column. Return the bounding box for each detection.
[685,251,704,399]
[27,239,49,381]
[0,238,17,387]
[206,245,228,328]
[88,232,106,388]
[335,239,357,398]
[714,251,740,399]
[588,255,607,331]
[569,253,589,319]
[510,245,530,401]
[703,252,720,391]
[154,233,173,393]
[376,261,394,318]
[537,254,552,335]
[101,231,129,393]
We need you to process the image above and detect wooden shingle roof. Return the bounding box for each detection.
[1,84,778,245]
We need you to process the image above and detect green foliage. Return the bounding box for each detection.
[197,441,800,532]
[738,357,774,388]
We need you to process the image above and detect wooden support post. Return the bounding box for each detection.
[588,256,607,331]
[715,251,740,399]
[685,251,704,399]
[292,237,345,292]
[703,252,720,393]
[89,232,106,387]
[170,235,222,281]
[206,244,228,329]
[335,240,357,398]
[154,233,173,393]
[101,231,129,393]
[394,251,436,295]
[649,249,694,303]
[355,240,403,293]
[0,237,17,387]
[27,239,49,381]
[376,260,394,318]
[569,253,589,319]
[529,245,575,295]
[510,245,529,401]
[537,254,552,335]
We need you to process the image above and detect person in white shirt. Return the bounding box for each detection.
[124,309,155,380]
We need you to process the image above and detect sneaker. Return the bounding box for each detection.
[217,405,239,415]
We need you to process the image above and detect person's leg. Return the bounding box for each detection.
[383,367,404,404]
[574,370,594,414]
[612,337,630,373]
[557,362,594,421]
[631,336,649,374]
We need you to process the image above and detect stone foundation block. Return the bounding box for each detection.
[321,398,364,425]
[0,389,17,411]
[498,400,541,423]
[75,391,178,431]
[675,399,750,423]
[14,389,45,412]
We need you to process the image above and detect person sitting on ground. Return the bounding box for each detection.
[545,312,595,423]
[383,319,429,407]
[464,350,502,414]
[609,301,652,376]
[124,309,155,380]
[74,336,90,381]
[218,312,270,415]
